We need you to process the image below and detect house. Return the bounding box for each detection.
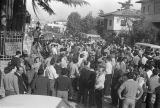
[100,9,141,33]
[136,0,160,29]
[46,20,67,34]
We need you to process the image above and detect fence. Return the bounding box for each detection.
[0,31,24,70]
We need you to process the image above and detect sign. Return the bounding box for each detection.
[5,42,22,56]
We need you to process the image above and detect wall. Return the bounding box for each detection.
[142,0,160,28]
[113,16,135,31]
[103,15,139,31]
[104,16,114,31]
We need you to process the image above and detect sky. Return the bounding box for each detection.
[26,0,141,22]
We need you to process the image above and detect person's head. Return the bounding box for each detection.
[152,68,159,76]
[80,54,84,58]
[4,64,17,74]
[61,68,69,76]
[97,64,105,73]
[34,57,40,63]
[117,57,122,62]
[37,66,44,76]
[122,57,127,63]
[50,57,56,65]
[127,72,134,79]
[16,50,21,57]
[16,66,24,75]
[155,50,160,56]
[84,60,89,66]
[56,57,61,64]
[51,44,55,48]
[106,56,112,62]
[145,64,152,71]
[0,15,7,27]
[90,63,95,70]
[72,58,78,64]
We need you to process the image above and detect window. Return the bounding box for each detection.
[121,20,126,26]
[109,20,112,26]
[143,6,145,13]
[148,5,150,13]
[104,19,108,28]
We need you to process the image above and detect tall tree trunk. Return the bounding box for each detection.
[11,0,26,31]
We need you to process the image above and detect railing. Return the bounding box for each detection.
[0,31,24,61]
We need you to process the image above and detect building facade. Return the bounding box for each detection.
[46,20,67,34]
[137,0,160,29]
[101,9,141,33]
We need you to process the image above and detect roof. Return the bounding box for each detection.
[101,9,141,18]
[136,0,143,3]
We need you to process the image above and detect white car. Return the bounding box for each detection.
[0,95,73,108]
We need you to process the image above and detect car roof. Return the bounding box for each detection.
[135,43,160,49]
[0,95,70,108]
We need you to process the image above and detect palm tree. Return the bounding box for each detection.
[32,0,89,16]
[0,0,89,31]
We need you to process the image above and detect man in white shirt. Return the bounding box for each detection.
[104,56,113,96]
[146,65,153,79]
[51,44,58,55]
[81,49,88,61]
[45,58,58,96]
[141,55,148,65]
[61,54,68,68]
[77,54,84,68]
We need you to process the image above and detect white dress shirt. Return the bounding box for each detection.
[147,70,153,78]
[95,73,105,90]
[105,62,112,75]
[45,65,58,80]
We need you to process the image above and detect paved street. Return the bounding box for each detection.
[69,96,116,108]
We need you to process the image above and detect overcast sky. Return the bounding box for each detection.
[26,0,141,22]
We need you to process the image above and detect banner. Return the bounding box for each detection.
[23,33,34,55]
[5,42,22,56]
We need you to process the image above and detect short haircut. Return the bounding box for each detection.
[83,60,89,66]
[72,58,78,64]
[106,56,111,61]
[4,64,16,74]
[127,72,134,79]
[50,57,56,65]
[152,68,159,76]
[37,65,44,76]
[80,54,84,58]
[16,51,21,55]
[56,57,61,63]
[90,63,95,69]
[61,68,69,75]
[34,57,40,63]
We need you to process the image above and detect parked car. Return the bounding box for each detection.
[0,95,73,108]
[135,42,160,51]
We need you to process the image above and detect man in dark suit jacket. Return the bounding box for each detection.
[11,51,21,67]
[78,61,92,105]
[15,66,27,94]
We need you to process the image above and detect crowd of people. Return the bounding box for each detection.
[0,36,160,108]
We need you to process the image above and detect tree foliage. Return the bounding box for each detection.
[131,19,157,44]
[98,10,104,16]
[81,12,97,34]
[32,0,89,16]
[66,12,82,37]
